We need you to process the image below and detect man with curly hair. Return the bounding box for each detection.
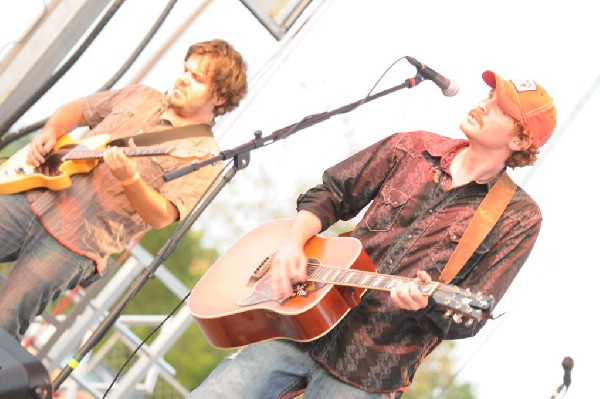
[0,39,248,343]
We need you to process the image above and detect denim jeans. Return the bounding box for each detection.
[186,340,402,399]
[0,194,97,340]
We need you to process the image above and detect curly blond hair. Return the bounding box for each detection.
[506,121,539,168]
[185,39,248,117]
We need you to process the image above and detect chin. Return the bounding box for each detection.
[168,100,184,112]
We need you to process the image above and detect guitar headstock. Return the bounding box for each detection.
[424,282,495,324]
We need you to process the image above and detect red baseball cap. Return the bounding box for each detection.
[482,71,557,147]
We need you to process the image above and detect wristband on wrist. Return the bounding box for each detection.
[119,172,140,187]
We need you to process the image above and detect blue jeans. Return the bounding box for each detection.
[0,194,97,340]
[187,340,402,399]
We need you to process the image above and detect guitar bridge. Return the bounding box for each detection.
[246,256,272,287]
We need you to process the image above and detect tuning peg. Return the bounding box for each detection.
[452,314,463,323]
[465,318,473,327]
[443,309,453,319]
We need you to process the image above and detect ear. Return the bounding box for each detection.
[212,94,226,107]
[508,135,531,151]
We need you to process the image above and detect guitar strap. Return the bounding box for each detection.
[439,172,517,284]
[108,123,213,147]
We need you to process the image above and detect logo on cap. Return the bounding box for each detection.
[510,79,537,93]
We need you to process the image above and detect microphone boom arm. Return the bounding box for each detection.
[164,79,416,181]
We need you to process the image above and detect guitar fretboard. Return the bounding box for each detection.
[63,146,174,160]
[307,264,437,295]
[303,262,496,322]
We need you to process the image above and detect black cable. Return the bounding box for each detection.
[101,291,191,398]
[99,0,180,92]
[0,0,181,150]
[0,0,128,143]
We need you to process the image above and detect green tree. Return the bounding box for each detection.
[405,341,476,399]
[116,223,229,391]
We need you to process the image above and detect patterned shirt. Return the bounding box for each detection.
[26,84,223,273]
[298,131,542,393]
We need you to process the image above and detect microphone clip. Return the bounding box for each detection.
[405,73,425,90]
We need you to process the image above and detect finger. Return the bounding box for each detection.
[28,151,40,167]
[408,281,429,308]
[392,281,424,310]
[390,284,402,306]
[41,140,54,155]
[391,283,414,309]
[289,256,308,283]
[271,258,291,300]
[103,146,121,163]
[416,270,432,283]
[274,270,294,299]
[102,147,112,163]
[30,148,45,167]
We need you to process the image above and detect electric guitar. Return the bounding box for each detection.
[188,219,495,349]
[0,134,210,194]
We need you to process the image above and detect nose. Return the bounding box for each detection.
[178,70,192,84]
[477,99,489,115]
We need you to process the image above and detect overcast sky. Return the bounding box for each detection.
[2,1,599,398]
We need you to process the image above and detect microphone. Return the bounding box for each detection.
[550,356,574,398]
[406,56,459,97]
[562,356,574,388]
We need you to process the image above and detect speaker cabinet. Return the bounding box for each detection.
[0,329,52,399]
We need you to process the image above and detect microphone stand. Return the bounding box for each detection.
[51,75,422,393]
[51,156,249,393]
[550,356,573,399]
[164,77,422,181]
[550,383,565,399]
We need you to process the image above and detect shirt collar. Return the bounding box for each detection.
[425,138,468,170]
[424,138,507,189]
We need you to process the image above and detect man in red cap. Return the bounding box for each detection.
[188,71,557,398]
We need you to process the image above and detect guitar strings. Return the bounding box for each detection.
[262,257,491,301]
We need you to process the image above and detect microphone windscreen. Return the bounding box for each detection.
[562,356,574,370]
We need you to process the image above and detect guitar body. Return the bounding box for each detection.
[188,219,376,349]
[0,134,111,194]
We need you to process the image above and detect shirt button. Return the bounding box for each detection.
[428,209,433,213]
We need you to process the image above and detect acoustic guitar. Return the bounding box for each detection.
[188,219,495,349]
[0,134,210,194]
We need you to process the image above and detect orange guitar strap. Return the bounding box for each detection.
[108,123,213,147]
[439,172,517,284]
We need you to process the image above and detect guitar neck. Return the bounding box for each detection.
[62,146,173,160]
[306,263,494,321]
[307,264,436,295]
